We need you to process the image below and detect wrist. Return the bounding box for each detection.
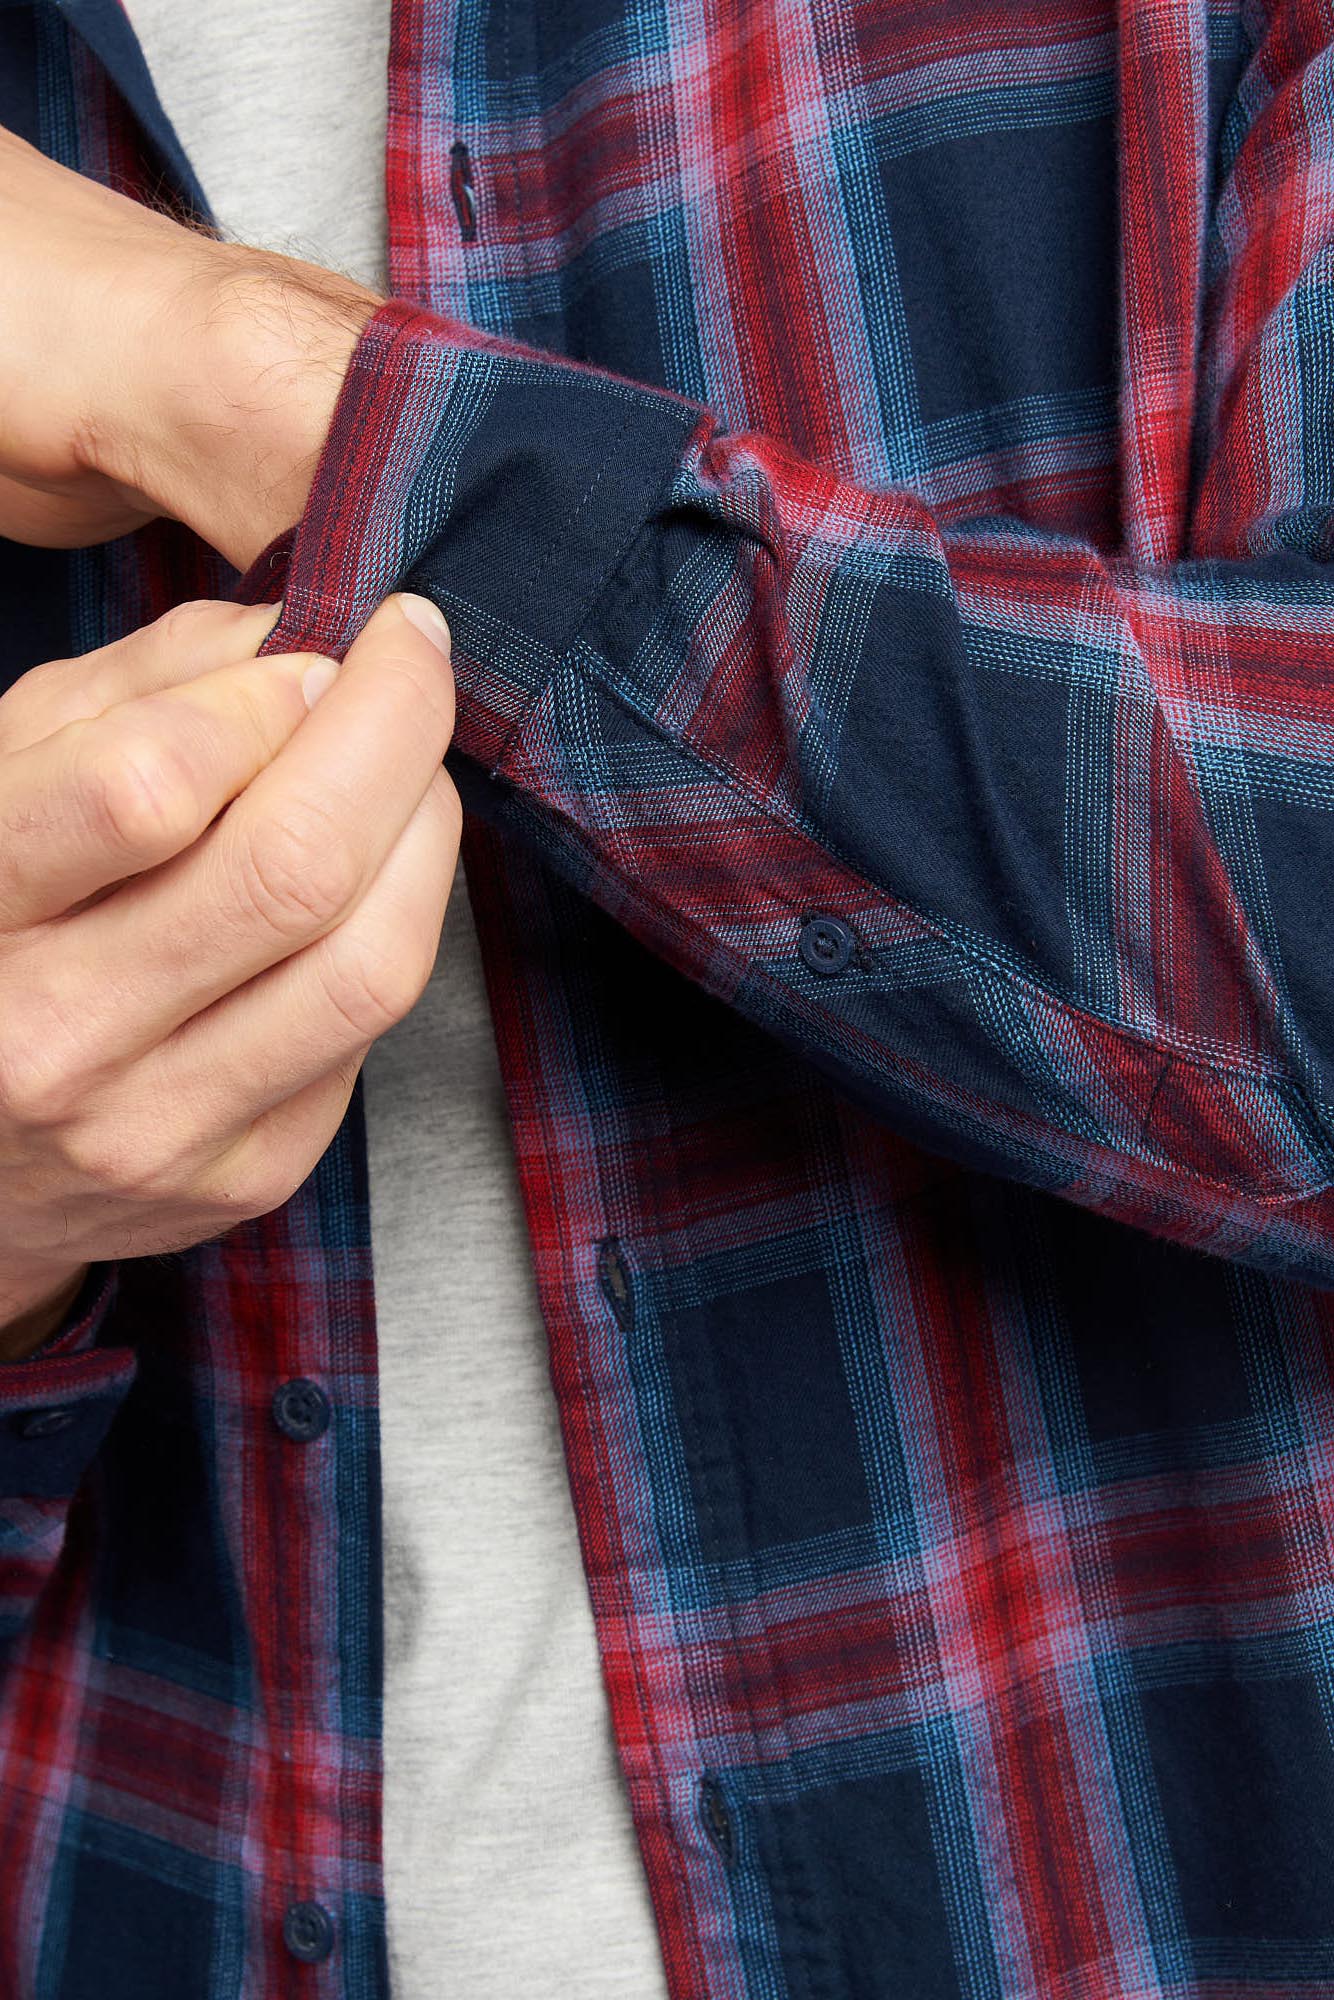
[91,241,381,571]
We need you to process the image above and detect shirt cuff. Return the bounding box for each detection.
[235,297,700,772]
[0,1264,135,1498]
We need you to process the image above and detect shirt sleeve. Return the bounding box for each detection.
[0,1263,135,1647]
[243,21,1334,1291]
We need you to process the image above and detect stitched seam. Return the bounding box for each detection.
[552,630,1325,1105]
[534,515,1320,1090]
[494,781,1333,1214]
[476,426,695,776]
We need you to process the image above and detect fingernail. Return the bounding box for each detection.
[302,656,339,708]
[399,591,451,656]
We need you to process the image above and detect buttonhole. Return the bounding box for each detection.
[698,1774,736,1866]
[596,1237,635,1333]
[450,141,479,243]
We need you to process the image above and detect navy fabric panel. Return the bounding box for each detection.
[532,0,650,56]
[0,541,76,690]
[0,1395,124,1498]
[404,364,693,735]
[821,581,1082,997]
[661,1269,874,1563]
[1252,790,1334,1111]
[751,1762,964,2000]
[1142,1675,1334,1942]
[1043,1204,1254,1440]
[0,6,38,129]
[53,1839,217,1998]
[334,1081,386,1742]
[561,236,669,385]
[96,1267,246,1693]
[880,113,1118,424]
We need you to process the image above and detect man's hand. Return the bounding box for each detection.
[0,125,381,565]
[0,589,459,1359]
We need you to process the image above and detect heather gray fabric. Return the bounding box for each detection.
[119,6,670,1990]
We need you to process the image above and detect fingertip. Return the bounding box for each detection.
[301,655,339,708]
[223,596,285,656]
[396,591,451,657]
[252,596,285,639]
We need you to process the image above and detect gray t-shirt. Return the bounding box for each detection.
[117,4,671,1992]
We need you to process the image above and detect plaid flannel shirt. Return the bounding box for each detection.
[4,0,1334,1992]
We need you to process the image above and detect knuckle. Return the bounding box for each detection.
[0,658,82,754]
[0,1040,67,1127]
[223,666,311,769]
[152,598,219,653]
[331,1050,368,1097]
[59,1119,159,1197]
[0,1002,86,1127]
[372,653,455,746]
[74,718,201,857]
[224,1148,307,1223]
[243,1162,302,1221]
[0,657,59,717]
[236,796,360,936]
[322,928,432,1041]
[218,1071,358,1222]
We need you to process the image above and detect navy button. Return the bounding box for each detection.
[283,1900,335,1963]
[271,1379,331,1443]
[798,914,855,976]
[698,1774,736,1866]
[596,1238,635,1332]
[16,1406,76,1440]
